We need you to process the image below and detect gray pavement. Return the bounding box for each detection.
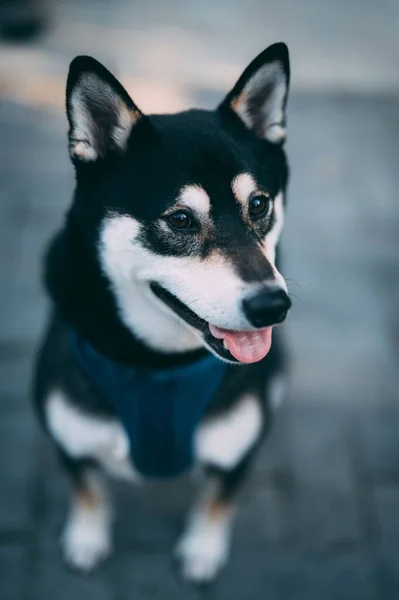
[0,1,398,599]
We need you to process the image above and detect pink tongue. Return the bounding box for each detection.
[209,324,273,364]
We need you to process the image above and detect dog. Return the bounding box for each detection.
[33,42,291,584]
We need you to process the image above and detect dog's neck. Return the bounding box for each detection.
[45,226,206,368]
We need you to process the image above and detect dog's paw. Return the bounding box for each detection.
[174,519,229,584]
[61,516,112,572]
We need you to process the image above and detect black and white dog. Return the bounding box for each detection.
[34,42,291,584]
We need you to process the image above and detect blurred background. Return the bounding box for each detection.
[0,1,398,599]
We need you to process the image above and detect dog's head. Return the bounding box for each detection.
[65,43,291,364]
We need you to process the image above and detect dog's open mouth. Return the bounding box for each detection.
[150,283,273,364]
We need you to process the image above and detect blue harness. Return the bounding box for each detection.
[70,332,228,478]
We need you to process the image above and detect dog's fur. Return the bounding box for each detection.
[34,43,291,583]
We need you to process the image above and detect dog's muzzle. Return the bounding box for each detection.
[150,282,291,364]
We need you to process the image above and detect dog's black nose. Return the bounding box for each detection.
[242,286,291,328]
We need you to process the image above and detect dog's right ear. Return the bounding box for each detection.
[219,43,290,144]
[66,56,143,163]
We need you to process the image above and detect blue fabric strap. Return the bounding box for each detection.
[70,332,228,478]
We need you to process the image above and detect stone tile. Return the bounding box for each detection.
[0,543,29,600]
[105,551,200,600]
[354,404,399,483]
[216,549,378,600]
[0,414,39,534]
[28,538,113,600]
[0,349,34,409]
[373,553,399,600]
[374,486,399,543]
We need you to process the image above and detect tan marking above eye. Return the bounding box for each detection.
[177,185,210,217]
[231,173,257,206]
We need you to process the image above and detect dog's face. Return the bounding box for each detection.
[66,44,291,364]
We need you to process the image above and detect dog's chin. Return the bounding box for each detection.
[150,282,272,365]
[150,282,238,363]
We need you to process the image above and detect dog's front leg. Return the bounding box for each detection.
[174,467,238,584]
[176,392,263,584]
[61,462,113,572]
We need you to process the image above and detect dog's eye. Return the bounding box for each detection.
[249,194,271,220]
[167,211,193,231]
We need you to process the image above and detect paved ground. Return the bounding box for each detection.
[0,1,398,599]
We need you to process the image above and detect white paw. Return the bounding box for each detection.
[175,519,230,584]
[61,516,112,572]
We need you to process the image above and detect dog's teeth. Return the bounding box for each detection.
[223,340,228,350]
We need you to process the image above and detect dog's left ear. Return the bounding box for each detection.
[219,42,290,144]
[66,55,143,162]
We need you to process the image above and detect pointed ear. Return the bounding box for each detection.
[66,56,143,162]
[219,43,290,144]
